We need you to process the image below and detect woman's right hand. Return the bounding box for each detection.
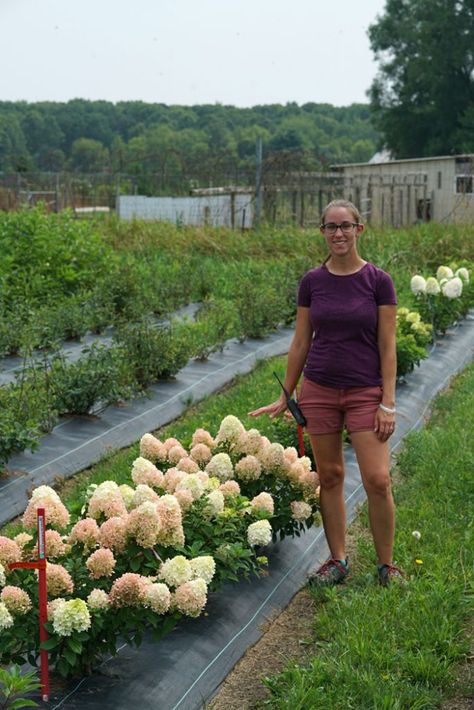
[248,394,287,419]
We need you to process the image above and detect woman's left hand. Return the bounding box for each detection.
[374,408,396,442]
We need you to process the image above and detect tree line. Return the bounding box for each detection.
[0,100,379,193]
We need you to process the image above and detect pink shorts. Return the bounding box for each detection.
[298,378,383,435]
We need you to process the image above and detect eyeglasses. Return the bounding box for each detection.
[321,221,358,234]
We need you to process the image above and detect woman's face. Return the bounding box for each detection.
[320,206,364,258]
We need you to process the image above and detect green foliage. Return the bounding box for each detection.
[0,383,40,466]
[369,0,474,156]
[0,666,40,709]
[113,319,192,389]
[396,307,433,377]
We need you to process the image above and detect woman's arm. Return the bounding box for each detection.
[375,304,397,440]
[248,306,313,419]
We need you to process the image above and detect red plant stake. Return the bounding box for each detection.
[9,507,50,702]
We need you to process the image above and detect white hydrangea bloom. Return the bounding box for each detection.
[160,556,193,587]
[175,474,206,500]
[0,563,6,588]
[52,599,91,637]
[132,484,159,508]
[190,556,216,584]
[436,265,454,281]
[425,277,441,295]
[215,415,246,445]
[205,453,234,481]
[247,519,273,547]
[119,484,135,510]
[0,601,14,630]
[205,490,225,516]
[442,276,463,299]
[145,583,171,614]
[31,485,61,502]
[87,589,110,610]
[455,267,469,283]
[406,311,421,324]
[410,275,426,295]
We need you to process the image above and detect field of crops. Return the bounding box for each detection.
[0,208,472,466]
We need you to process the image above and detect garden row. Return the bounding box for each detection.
[0,411,321,678]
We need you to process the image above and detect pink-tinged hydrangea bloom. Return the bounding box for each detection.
[191,428,215,449]
[234,428,262,456]
[86,548,116,579]
[119,484,135,511]
[167,445,188,466]
[46,563,74,597]
[189,443,212,466]
[205,453,234,481]
[235,455,262,481]
[109,573,149,607]
[68,518,100,549]
[132,483,160,508]
[219,480,241,498]
[287,462,305,484]
[159,556,192,587]
[260,443,286,475]
[155,495,185,548]
[173,578,208,618]
[189,556,216,584]
[144,583,171,614]
[99,516,128,552]
[47,597,65,622]
[163,437,181,452]
[297,456,312,473]
[290,500,313,522]
[215,415,245,446]
[1,585,32,615]
[0,602,14,630]
[0,563,5,587]
[204,490,225,517]
[33,530,67,559]
[283,447,299,464]
[131,457,165,489]
[247,519,273,547]
[177,457,200,474]
[87,589,110,610]
[53,598,91,637]
[140,433,167,463]
[251,492,274,515]
[173,489,194,512]
[126,502,162,548]
[163,467,187,494]
[87,481,128,521]
[22,494,70,531]
[298,470,319,494]
[0,536,21,568]
[175,474,206,501]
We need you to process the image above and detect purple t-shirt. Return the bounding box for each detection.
[297,262,397,388]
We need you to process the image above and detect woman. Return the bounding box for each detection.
[249,199,403,587]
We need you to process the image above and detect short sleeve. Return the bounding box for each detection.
[297,271,312,307]
[376,270,397,306]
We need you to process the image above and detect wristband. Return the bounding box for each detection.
[379,403,396,414]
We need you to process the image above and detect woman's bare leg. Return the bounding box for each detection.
[350,430,395,565]
[308,432,346,560]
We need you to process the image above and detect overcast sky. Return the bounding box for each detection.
[1,0,387,107]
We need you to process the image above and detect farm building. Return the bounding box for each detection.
[331,154,474,227]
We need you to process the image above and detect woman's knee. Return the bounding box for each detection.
[364,471,392,497]
[318,463,345,490]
